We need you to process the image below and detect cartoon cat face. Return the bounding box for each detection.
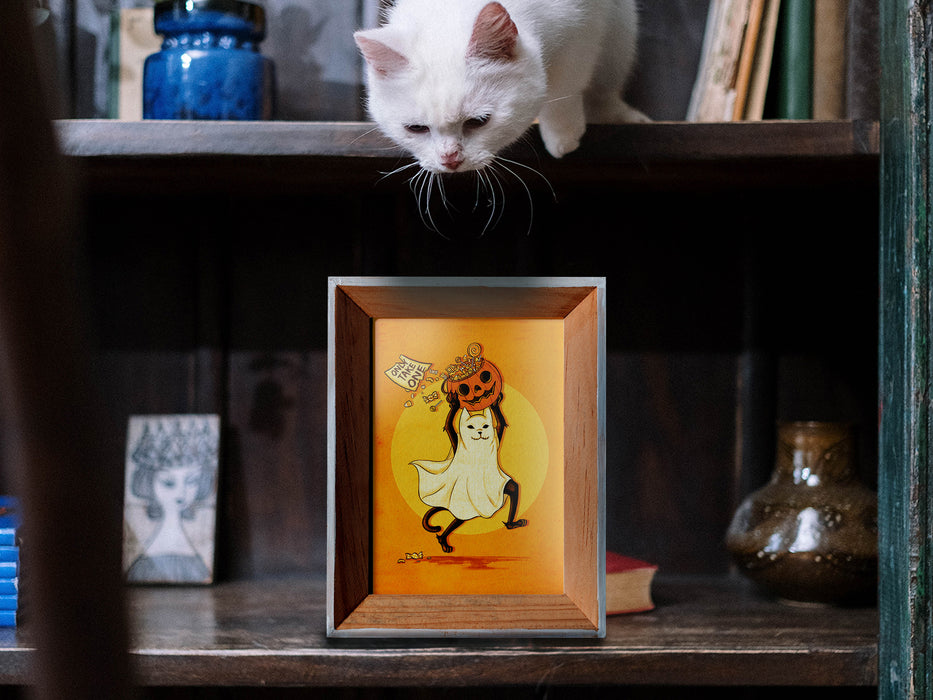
[464,413,493,441]
[355,1,546,173]
[458,407,498,452]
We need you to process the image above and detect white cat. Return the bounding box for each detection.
[412,407,509,522]
[355,0,646,175]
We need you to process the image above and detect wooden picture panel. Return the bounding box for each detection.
[329,286,373,625]
[123,414,220,585]
[563,288,603,627]
[327,278,605,637]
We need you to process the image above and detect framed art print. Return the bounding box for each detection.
[122,414,220,585]
[327,278,606,637]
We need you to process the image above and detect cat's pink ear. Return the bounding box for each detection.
[468,2,518,61]
[355,31,410,77]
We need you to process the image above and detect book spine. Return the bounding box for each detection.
[0,547,18,563]
[0,563,18,579]
[0,580,18,596]
[0,528,17,546]
[732,0,767,120]
[776,0,813,118]
[0,595,17,611]
[687,0,722,121]
[812,0,847,119]
[744,0,782,120]
[0,610,16,627]
[845,0,879,119]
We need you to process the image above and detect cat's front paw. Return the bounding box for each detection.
[620,103,652,123]
[539,126,582,159]
[538,95,587,158]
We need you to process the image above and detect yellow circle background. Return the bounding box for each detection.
[390,383,549,535]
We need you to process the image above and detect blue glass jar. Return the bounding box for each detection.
[144,0,275,120]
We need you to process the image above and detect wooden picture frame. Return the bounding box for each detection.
[327,277,606,637]
[122,414,220,585]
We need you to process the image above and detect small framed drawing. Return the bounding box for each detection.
[122,414,220,584]
[327,277,606,637]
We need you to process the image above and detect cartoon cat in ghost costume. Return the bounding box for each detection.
[411,345,527,553]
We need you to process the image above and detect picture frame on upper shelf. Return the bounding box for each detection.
[326,277,606,637]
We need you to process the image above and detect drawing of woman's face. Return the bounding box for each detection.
[153,464,202,514]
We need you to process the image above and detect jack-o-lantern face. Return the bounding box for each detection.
[451,360,502,411]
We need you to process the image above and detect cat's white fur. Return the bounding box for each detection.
[355,0,646,174]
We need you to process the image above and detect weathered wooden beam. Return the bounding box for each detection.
[879,0,933,697]
[0,3,131,697]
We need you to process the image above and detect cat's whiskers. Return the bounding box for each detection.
[384,154,552,237]
[423,171,449,237]
[407,167,425,198]
[408,168,434,233]
[473,169,486,213]
[378,160,420,183]
[435,169,451,212]
[496,155,557,202]
[348,125,382,146]
[349,125,406,152]
[475,168,497,236]
[418,171,436,231]
[488,161,529,236]
[516,131,551,172]
[485,155,556,236]
[478,164,510,237]
[542,93,577,105]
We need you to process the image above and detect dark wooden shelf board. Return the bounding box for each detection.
[0,576,877,687]
[57,119,879,160]
[58,120,401,159]
[83,576,880,687]
[55,120,879,193]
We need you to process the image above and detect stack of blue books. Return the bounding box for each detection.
[0,498,20,627]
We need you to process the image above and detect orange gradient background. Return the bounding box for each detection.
[372,318,565,595]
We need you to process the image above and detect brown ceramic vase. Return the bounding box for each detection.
[726,421,877,605]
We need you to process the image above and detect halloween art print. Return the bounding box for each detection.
[373,319,565,595]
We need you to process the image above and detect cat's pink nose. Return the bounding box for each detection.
[441,151,464,170]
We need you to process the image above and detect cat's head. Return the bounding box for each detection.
[463,411,493,441]
[461,407,495,445]
[355,1,545,173]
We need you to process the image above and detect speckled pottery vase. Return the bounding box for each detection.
[726,422,877,605]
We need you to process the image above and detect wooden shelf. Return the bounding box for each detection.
[0,576,877,688]
[31,118,881,692]
[56,119,879,193]
[118,576,881,687]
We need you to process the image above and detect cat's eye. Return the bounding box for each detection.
[405,124,429,134]
[464,115,490,129]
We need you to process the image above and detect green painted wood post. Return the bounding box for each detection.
[880,0,933,697]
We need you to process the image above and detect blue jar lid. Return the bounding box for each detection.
[154,0,266,39]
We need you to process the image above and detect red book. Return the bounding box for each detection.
[607,552,657,615]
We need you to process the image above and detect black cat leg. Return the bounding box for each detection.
[421,506,445,533]
[437,517,465,553]
[503,479,528,529]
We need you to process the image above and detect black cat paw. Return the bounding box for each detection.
[503,519,528,530]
